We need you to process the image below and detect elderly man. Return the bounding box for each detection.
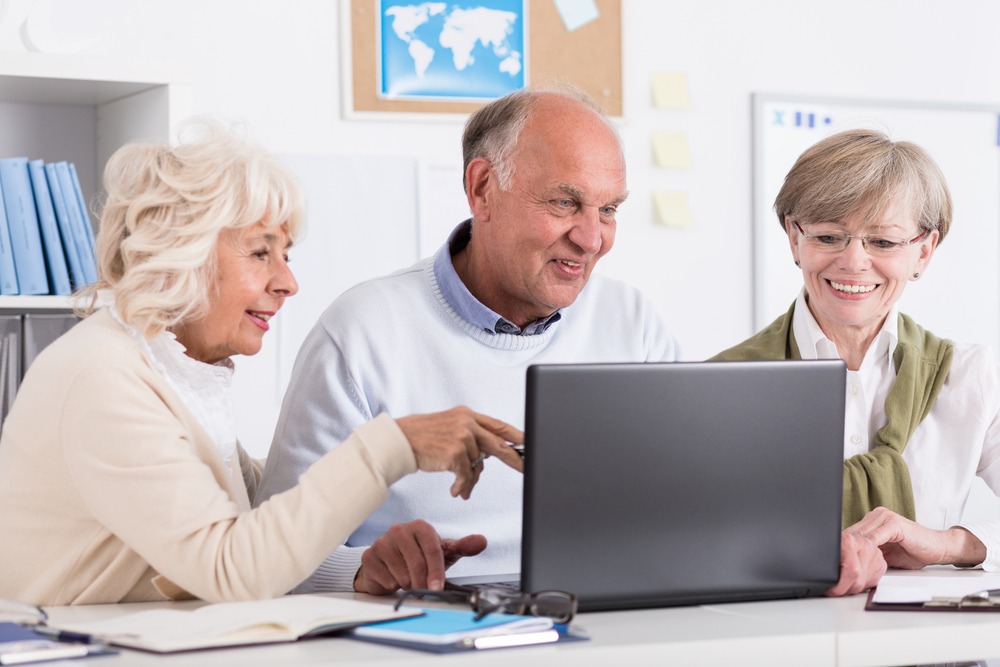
[255,86,679,595]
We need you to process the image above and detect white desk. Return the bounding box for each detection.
[39,569,1000,667]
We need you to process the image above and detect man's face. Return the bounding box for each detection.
[468,95,628,327]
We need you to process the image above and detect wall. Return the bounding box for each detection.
[1,0,997,461]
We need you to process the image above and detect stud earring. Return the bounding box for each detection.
[794,260,800,267]
[913,272,920,279]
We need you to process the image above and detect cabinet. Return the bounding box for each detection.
[0,52,190,425]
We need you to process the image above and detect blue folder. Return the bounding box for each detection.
[0,158,49,295]
[0,176,18,295]
[52,162,96,286]
[27,160,72,296]
[44,162,87,290]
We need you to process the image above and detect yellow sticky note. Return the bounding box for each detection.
[651,131,692,169]
[651,72,691,110]
[653,191,692,227]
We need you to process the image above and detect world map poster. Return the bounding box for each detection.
[378,0,526,100]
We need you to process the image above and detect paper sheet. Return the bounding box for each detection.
[872,574,1000,604]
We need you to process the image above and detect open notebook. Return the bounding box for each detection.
[47,595,420,653]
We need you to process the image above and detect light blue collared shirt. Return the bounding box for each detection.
[433,220,561,336]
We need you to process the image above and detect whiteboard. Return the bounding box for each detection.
[276,154,420,390]
[753,95,1000,353]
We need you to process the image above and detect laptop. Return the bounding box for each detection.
[450,360,846,612]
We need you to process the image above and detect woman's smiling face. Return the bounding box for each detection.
[788,199,938,342]
[172,222,298,364]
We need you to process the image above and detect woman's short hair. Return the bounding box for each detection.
[774,128,952,243]
[84,117,305,338]
[461,84,616,192]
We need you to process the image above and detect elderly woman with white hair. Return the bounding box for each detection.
[0,119,523,606]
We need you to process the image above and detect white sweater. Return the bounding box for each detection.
[256,253,678,591]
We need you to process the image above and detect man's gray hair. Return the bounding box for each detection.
[461,84,615,192]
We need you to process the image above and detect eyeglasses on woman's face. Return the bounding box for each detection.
[792,220,928,257]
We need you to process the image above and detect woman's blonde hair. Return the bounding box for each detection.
[774,128,952,243]
[81,118,304,337]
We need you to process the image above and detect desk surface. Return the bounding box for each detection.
[37,569,1000,667]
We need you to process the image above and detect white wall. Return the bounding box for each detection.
[3,0,998,461]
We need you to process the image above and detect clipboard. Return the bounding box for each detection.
[866,574,1000,612]
[866,588,1000,612]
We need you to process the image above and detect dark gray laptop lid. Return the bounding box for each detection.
[521,360,846,612]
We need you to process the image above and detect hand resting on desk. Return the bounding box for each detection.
[846,507,986,570]
[354,520,487,595]
[827,507,989,596]
[355,409,524,596]
[826,531,886,596]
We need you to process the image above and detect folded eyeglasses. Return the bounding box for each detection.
[394,587,577,623]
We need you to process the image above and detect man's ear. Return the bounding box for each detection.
[465,157,493,222]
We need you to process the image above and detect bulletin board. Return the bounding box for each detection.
[753,94,1000,352]
[343,0,622,117]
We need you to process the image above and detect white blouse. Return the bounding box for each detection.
[791,290,1000,570]
[104,296,237,466]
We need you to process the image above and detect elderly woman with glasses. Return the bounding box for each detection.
[0,119,524,606]
[714,129,1000,595]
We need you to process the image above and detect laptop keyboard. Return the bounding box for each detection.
[446,578,521,593]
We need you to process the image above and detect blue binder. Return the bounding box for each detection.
[0,157,49,295]
[0,176,18,295]
[45,162,97,289]
[44,163,85,291]
[67,163,97,259]
[27,160,72,295]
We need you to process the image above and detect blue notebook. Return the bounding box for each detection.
[0,622,117,663]
[348,608,575,652]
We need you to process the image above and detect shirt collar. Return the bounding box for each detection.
[104,293,237,464]
[791,288,898,370]
[433,220,562,336]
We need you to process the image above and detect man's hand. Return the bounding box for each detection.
[353,520,488,595]
[396,406,525,499]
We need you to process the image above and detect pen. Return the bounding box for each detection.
[967,588,1000,600]
[31,626,105,646]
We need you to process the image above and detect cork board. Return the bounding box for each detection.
[346,0,622,116]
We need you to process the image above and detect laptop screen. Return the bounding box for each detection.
[520,360,846,611]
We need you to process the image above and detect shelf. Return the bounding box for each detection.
[0,52,192,206]
[0,52,189,105]
[0,295,73,311]
[0,53,190,306]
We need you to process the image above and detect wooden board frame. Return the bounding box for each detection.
[343,0,622,118]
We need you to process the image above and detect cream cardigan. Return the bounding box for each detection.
[0,308,416,605]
